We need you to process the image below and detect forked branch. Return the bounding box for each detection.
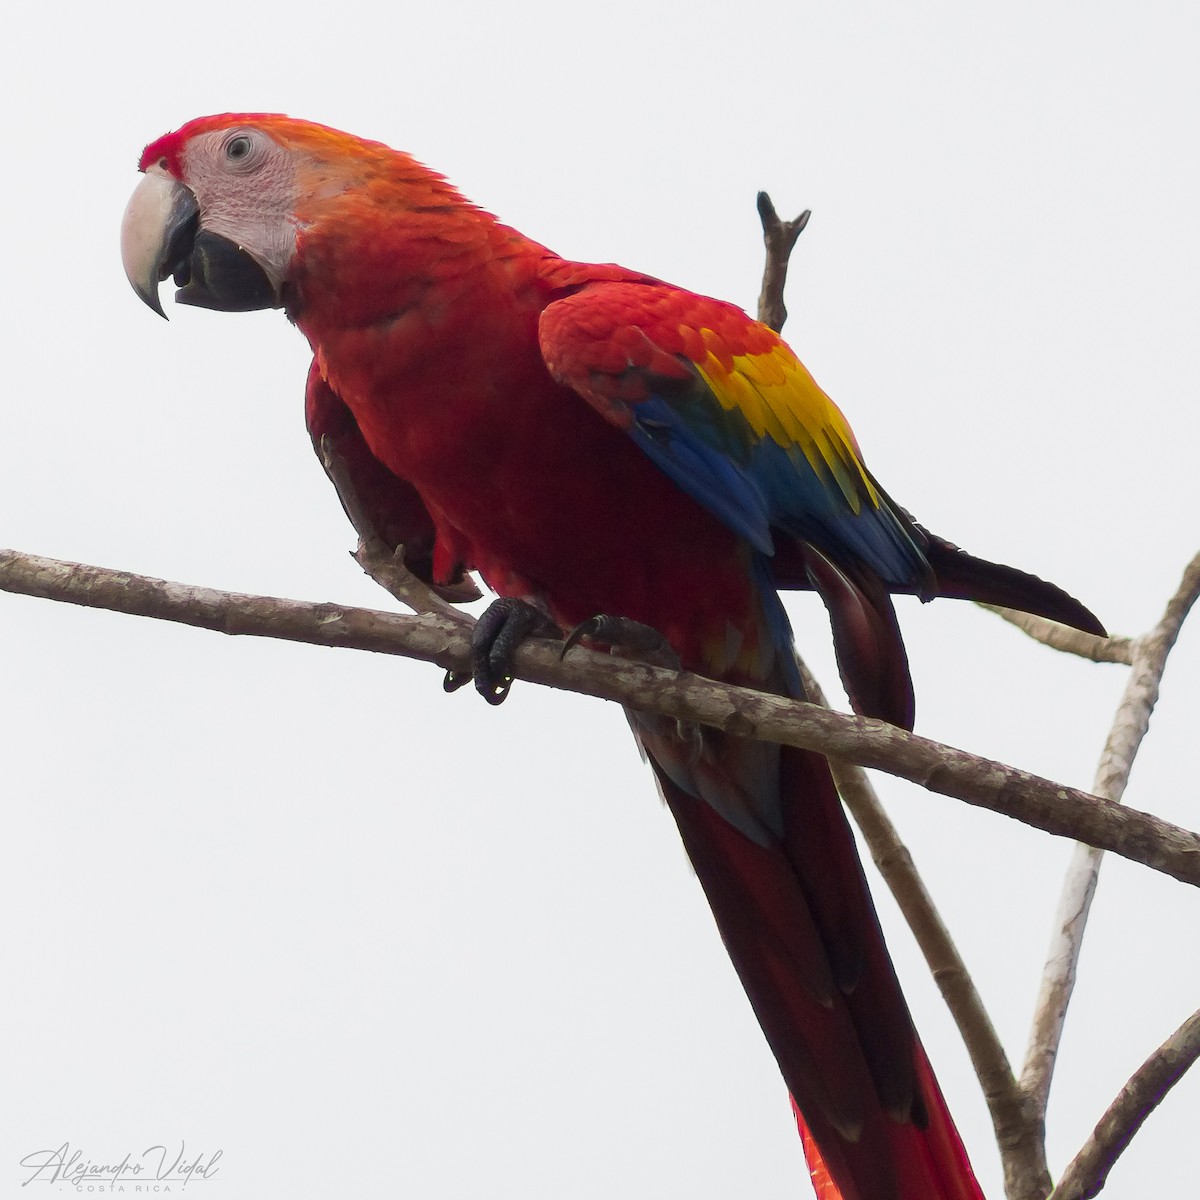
[1050,1008,1200,1200]
[1022,552,1200,1119]
[754,193,1199,1200]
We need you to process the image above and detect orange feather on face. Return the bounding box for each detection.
[123,114,1104,1200]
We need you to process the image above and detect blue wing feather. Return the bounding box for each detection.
[629,388,929,590]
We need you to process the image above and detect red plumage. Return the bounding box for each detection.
[295,190,977,1199]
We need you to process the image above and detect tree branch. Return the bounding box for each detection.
[1004,550,1200,1198]
[756,191,810,334]
[4,547,1199,893]
[979,605,1134,666]
[316,432,479,620]
[1050,1008,1200,1200]
[797,667,1052,1199]
[750,189,1200,1200]
[1021,552,1200,1121]
[755,193,1058,1196]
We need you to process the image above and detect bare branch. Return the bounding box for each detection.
[752,207,1054,1190]
[798,668,1052,1197]
[317,433,479,620]
[1022,552,1200,1117]
[1050,1008,1200,1200]
[842,743,1056,1198]
[830,745,1010,1083]
[351,538,474,626]
[979,605,1134,666]
[4,547,1200,891]
[756,191,810,334]
[751,194,1059,1195]
[750,188,1200,1196]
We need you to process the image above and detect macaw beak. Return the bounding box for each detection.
[121,167,199,318]
[120,166,279,317]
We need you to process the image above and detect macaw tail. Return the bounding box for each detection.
[771,526,1104,639]
[918,528,1105,635]
[794,1046,981,1200]
[770,525,1104,731]
[638,679,985,1200]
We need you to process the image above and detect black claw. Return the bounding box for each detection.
[561,614,681,670]
[480,675,514,706]
[443,669,472,693]
[561,616,605,659]
[454,598,558,704]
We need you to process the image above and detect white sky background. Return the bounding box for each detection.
[2,2,1198,1197]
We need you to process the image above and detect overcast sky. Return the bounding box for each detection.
[2,2,1198,1198]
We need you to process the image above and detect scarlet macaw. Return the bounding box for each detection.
[121,115,1103,1200]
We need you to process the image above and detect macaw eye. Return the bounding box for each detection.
[226,136,253,162]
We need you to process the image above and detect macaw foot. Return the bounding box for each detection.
[561,615,681,671]
[443,598,559,705]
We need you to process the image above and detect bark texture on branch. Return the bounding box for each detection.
[756,191,810,334]
[1021,552,1200,1126]
[980,605,1134,665]
[754,197,1059,1195]
[1050,1008,1200,1200]
[4,547,1199,893]
[749,188,1200,1200]
[796,668,1053,1198]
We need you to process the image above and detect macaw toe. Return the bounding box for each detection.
[562,614,680,670]
[444,598,558,705]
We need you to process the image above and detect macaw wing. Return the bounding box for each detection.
[539,279,929,727]
[539,279,932,592]
[305,361,480,603]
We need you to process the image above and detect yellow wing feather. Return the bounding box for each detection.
[692,337,880,516]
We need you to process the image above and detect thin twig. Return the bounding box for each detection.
[1021,552,1200,1120]
[351,538,473,626]
[1050,1008,1200,1200]
[799,669,1052,1199]
[979,605,1134,666]
[317,433,478,620]
[4,547,1200,891]
[756,191,810,334]
[827,744,1010,1086]
[757,199,1055,1196]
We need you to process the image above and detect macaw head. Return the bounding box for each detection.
[120,114,460,320]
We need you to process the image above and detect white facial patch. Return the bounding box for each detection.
[180,129,302,292]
